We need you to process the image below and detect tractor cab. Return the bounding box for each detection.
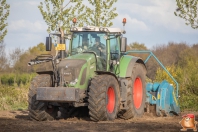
[69,31,108,70]
[68,20,127,72]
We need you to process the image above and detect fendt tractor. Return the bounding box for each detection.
[28,18,180,121]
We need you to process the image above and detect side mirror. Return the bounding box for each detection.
[46,37,52,51]
[120,37,127,52]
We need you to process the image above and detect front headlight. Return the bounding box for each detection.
[70,78,78,86]
[70,27,78,31]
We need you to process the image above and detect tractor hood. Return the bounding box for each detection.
[67,53,96,64]
[57,53,96,87]
[58,53,96,69]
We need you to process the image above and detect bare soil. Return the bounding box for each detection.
[0,110,197,132]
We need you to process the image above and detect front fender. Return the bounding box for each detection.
[119,55,146,78]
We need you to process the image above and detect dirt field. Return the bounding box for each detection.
[0,110,197,132]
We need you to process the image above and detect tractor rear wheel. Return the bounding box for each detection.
[88,75,120,121]
[28,74,58,121]
[119,63,146,119]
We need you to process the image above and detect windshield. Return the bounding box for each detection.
[71,32,107,58]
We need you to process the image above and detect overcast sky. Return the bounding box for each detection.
[4,0,198,52]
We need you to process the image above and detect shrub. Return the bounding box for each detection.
[0,85,29,110]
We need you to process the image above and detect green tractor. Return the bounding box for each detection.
[28,18,178,122]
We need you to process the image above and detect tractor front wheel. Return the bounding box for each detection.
[28,74,58,121]
[88,75,120,121]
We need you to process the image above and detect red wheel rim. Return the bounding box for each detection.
[107,87,115,113]
[133,77,143,109]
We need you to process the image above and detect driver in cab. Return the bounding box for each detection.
[92,37,106,57]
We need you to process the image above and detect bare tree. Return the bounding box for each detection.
[8,47,24,68]
[0,42,8,72]
[146,42,190,80]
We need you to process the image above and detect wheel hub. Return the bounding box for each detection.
[107,87,115,113]
[133,77,143,109]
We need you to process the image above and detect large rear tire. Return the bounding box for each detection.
[28,74,58,121]
[119,63,146,119]
[88,75,120,121]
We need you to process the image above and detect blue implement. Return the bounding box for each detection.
[125,50,180,116]
[146,80,180,116]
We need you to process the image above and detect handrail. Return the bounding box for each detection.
[125,50,179,99]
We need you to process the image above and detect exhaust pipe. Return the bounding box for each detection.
[27,60,46,66]
[59,28,65,59]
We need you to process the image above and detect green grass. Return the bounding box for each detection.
[0,84,29,110]
[0,73,36,86]
[0,73,36,110]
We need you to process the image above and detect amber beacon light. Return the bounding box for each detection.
[73,18,77,24]
[123,18,126,26]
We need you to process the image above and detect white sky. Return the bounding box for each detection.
[4,0,198,52]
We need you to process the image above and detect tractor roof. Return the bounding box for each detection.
[70,26,125,34]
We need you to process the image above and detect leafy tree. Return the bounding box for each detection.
[0,0,10,42]
[38,0,86,33]
[154,65,181,89]
[86,0,118,27]
[38,0,119,34]
[0,0,10,72]
[175,0,198,29]
[129,42,147,50]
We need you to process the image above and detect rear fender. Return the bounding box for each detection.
[119,55,146,78]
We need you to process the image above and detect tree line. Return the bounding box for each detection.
[1,41,198,110]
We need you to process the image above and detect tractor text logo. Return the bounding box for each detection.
[179,114,197,131]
